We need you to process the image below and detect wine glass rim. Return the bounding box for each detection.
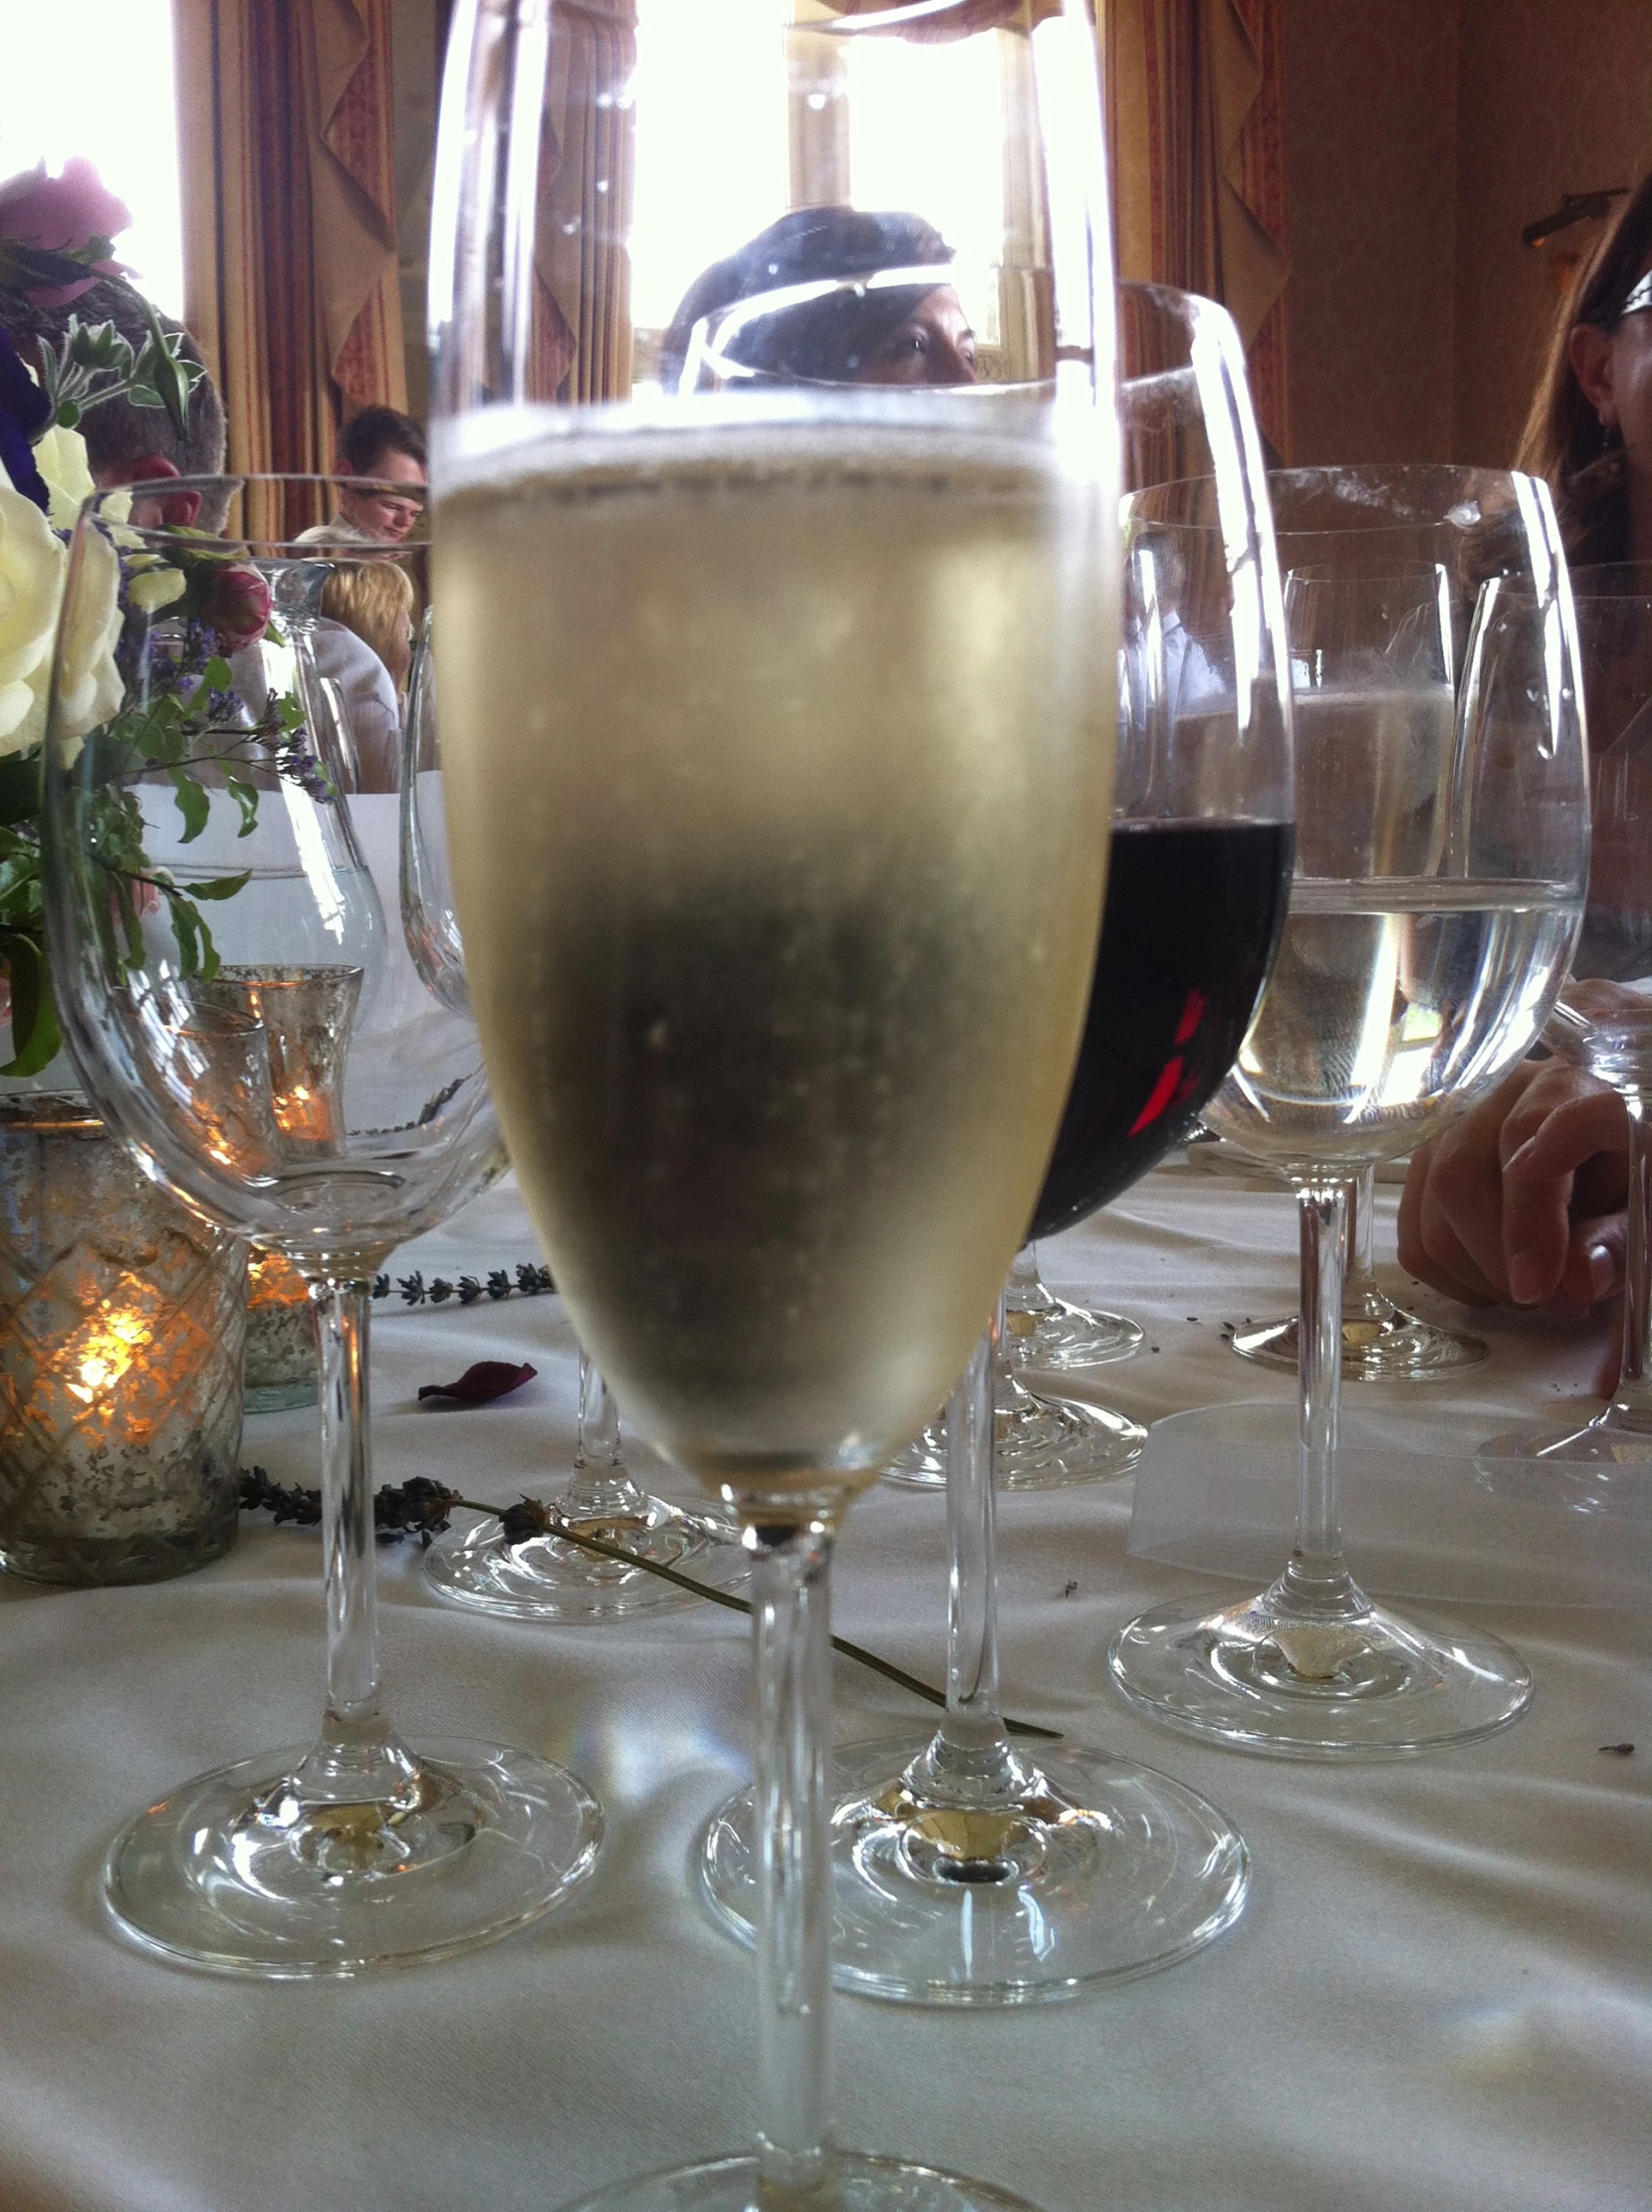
[80,475,426,557]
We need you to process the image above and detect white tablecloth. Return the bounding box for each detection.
[1,1164,1646,2212]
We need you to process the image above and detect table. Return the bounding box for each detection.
[1,1162,1646,2212]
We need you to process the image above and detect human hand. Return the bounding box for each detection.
[1397,1058,1629,1317]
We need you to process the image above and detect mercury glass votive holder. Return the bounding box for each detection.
[0,1095,248,1587]
[244,1247,318,1412]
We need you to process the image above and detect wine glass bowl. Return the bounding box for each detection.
[397,614,750,1621]
[1109,467,1588,1758]
[42,481,602,1973]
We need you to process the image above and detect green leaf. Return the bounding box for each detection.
[224,775,260,838]
[137,297,193,442]
[180,869,252,901]
[202,656,235,692]
[167,891,202,975]
[167,767,210,844]
[0,933,61,1079]
[54,397,82,430]
[132,699,185,766]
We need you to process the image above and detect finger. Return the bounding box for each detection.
[1421,1119,1528,1298]
[1502,1094,1629,1305]
[1550,1212,1626,1315]
[1401,1171,1504,1305]
[1503,1089,1630,1182]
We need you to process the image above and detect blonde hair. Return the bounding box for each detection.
[319,561,415,692]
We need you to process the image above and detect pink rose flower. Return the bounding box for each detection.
[0,158,133,306]
[200,563,272,652]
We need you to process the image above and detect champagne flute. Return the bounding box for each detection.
[701,285,1286,2003]
[1109,474,1587,1756]
[43,484,601,1973]
[432,3,1117,2201]
[1477,569,1652,1508]
[400,617,748,1619]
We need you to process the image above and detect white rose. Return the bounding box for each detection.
[50,520,123,755]
[0,479,65,758]
[33,424,98,532]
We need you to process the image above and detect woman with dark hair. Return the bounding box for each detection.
[659,205,977,392]
[1517,170,1652,567]
[1400,175,1652,1340]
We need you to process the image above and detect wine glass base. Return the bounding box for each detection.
[561,2152,1043,2210]
[1475,1418,1652,1517]
[698,1733,1247,2005]
[422,1500,748,1621]
[1108,1592,1532,1758]
[882,1396,1145,1493]
[1230,1306,1488,1380]
[103,1738,602,1976]
[1002,1300,1143,1372]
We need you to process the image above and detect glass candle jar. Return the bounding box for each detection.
[0,1095,247,1586]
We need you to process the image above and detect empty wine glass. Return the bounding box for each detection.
[1110,470,1588,1757]
[433,2,1119,2200]
[1477,569,1652,1509]
[43,482,602,1973]
[399,617,748,1619]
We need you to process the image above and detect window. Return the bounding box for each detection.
[0,0,184,320]
[629,0,1012,375]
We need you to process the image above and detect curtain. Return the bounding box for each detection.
[173,0,408,541]
[1103,0,1290,456]
[530,0,638,403]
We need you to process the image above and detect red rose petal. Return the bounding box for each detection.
[417,1359,538,1405]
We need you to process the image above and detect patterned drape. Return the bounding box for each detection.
[531,0,638,403]
[173,0,408,540]
[1103,0,1290,456]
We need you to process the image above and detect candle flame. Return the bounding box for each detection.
[68,1309,150,1404]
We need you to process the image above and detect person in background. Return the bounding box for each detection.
[1398,170,1652,1352]
[659,207,977,393]
[0,275,227,526]
[296,405,426,545]
[311,560,416,793]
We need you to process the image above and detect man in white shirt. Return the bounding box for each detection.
[297,405,426,545]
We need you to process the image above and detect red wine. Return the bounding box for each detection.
[1031,818,1293,1241]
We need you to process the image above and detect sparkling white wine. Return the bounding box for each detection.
[1204,877,1581,1171]
[437,419,1114,1498]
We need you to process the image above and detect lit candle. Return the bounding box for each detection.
[0,1097,247,1586]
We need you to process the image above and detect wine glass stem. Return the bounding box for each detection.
[946,1316,1002,1735]
[751,1517,837,2197]
[908,1301,1034,1805]
[563,1350,648,1520]
[1285,1177,1357,1609]
[301,1272,409,1798]
[1348,1163,1375,1298]
[1611,1097,1652,1416]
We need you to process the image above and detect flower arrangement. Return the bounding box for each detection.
[0,162,318,1079]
